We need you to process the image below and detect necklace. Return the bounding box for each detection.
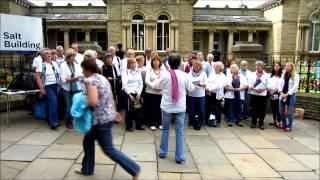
[153,68,161,75]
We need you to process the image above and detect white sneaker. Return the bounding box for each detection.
[158,125,163,130]
[150,126,156,130]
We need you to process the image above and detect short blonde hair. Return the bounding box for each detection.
[240,60,248,66]
[192,60,203,71]
[127,57,136,68]
[65,48,76,60]
[135,55,144,62]
[230,64,240,74]
[214,61,224,72]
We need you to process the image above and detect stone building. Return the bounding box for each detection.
[0,0,319,63]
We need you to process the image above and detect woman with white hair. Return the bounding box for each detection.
[248,61,269,130]
[278,62,299,132]
[207,54,215,70]
[206,61,226,128]
[224,64,248,127]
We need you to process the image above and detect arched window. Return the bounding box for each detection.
[309,12,319,52]
[132,14,144,51]
[157,15,170,51]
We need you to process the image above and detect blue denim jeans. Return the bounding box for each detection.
[225,98,241,123]
[82,122,140,176]
[45,84,58,127]
[279,94,296,128]
[240,90,251,118]
[189,96,206,127]
[159,111,186,162]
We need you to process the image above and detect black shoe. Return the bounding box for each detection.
[126,127,134,132]
[216,123,221,128]
[159,154,166,159]
[251,124,256,128]
[227,123,232,127]
[259,125,265,130]
[176,160,185,164]
[136,127,145,130]
[236,123,244,127]
[50,125,57,130]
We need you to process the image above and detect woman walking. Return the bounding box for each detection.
[76,57,140,179]
[278,62,299,132]
[152,53,195,164]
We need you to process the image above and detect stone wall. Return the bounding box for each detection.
[295,93,320,121]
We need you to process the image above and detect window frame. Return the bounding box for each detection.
[56,31,64,47]
[193,31,203,52]
[309,13,320,52]
[131,15,145,51]
[156,15,170,51]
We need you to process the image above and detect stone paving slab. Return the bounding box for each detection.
[17,127,66,146]
[189,145,231,165]
[229,126,259,137]
[39,144,83,159]
[112,124,126,134]
[15,159,74,179]
[55,131,84,145]
[226,154,281,178]
[1,127,35,142]
[291,154,320,170]
[76,145,120,165]
[185,135,216,146]
[155,136,189,152]
[158,152,198,173]
[256,129,291,140]
[113,161,157,180]
[123,131,154,144]
[158,172,181,180]
[0,161,29,180]
[206,127,238,139]
[279,171,320,180]
[286,129,315,138]
[0,141,15,152]
[215,139,254,154]
[185,127,208,136]
[197,164,242,180]
[271,139,316,154]
[293,137,320,153]
[155,127,176,137]
[254,149,310,171]
[1,144,47,161]
[64,164,115,180]
[245,178,283,180]
[240,135,279,149]
[181,173,202,180]
[113,133,125,146]
[121,143,156,162]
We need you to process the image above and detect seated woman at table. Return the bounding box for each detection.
[35,48,61,130]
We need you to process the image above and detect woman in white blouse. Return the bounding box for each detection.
[121,58,144,132]
[59,48,83,129]
[224,64,248,127]
[144,55,164,130]
[206,61,226,128]
[267,62,282,128]
[188,60,207,130]
[278,62,300,132]
[248,61,269,130]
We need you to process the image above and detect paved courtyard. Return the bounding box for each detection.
[0,110,319,180]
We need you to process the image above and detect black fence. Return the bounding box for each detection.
[0,53,319,93]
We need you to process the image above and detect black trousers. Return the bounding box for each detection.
[211,93,222,123]
[205,94,215,123]
[250,95,267,126]
[270,99,281,122]
[144,92,162,127]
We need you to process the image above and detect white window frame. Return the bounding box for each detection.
[131,16,145,51]
[193,31,203,52]
[310,14,319,52]
[156,17,170,51]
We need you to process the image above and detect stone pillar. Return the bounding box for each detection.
[153,25,157,50]
[248,30,254,42]
[63,29,70,50]
[227,30,234,59]
[295,25,302,52]
[170,27,175,50]
[304,26,310,51]
[208,29,214,53]
[122,25,127,51]
[85,29,90,42]
[175,28,179,51]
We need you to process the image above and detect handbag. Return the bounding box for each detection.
[33,98,47,120]
[208,113,217,127]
